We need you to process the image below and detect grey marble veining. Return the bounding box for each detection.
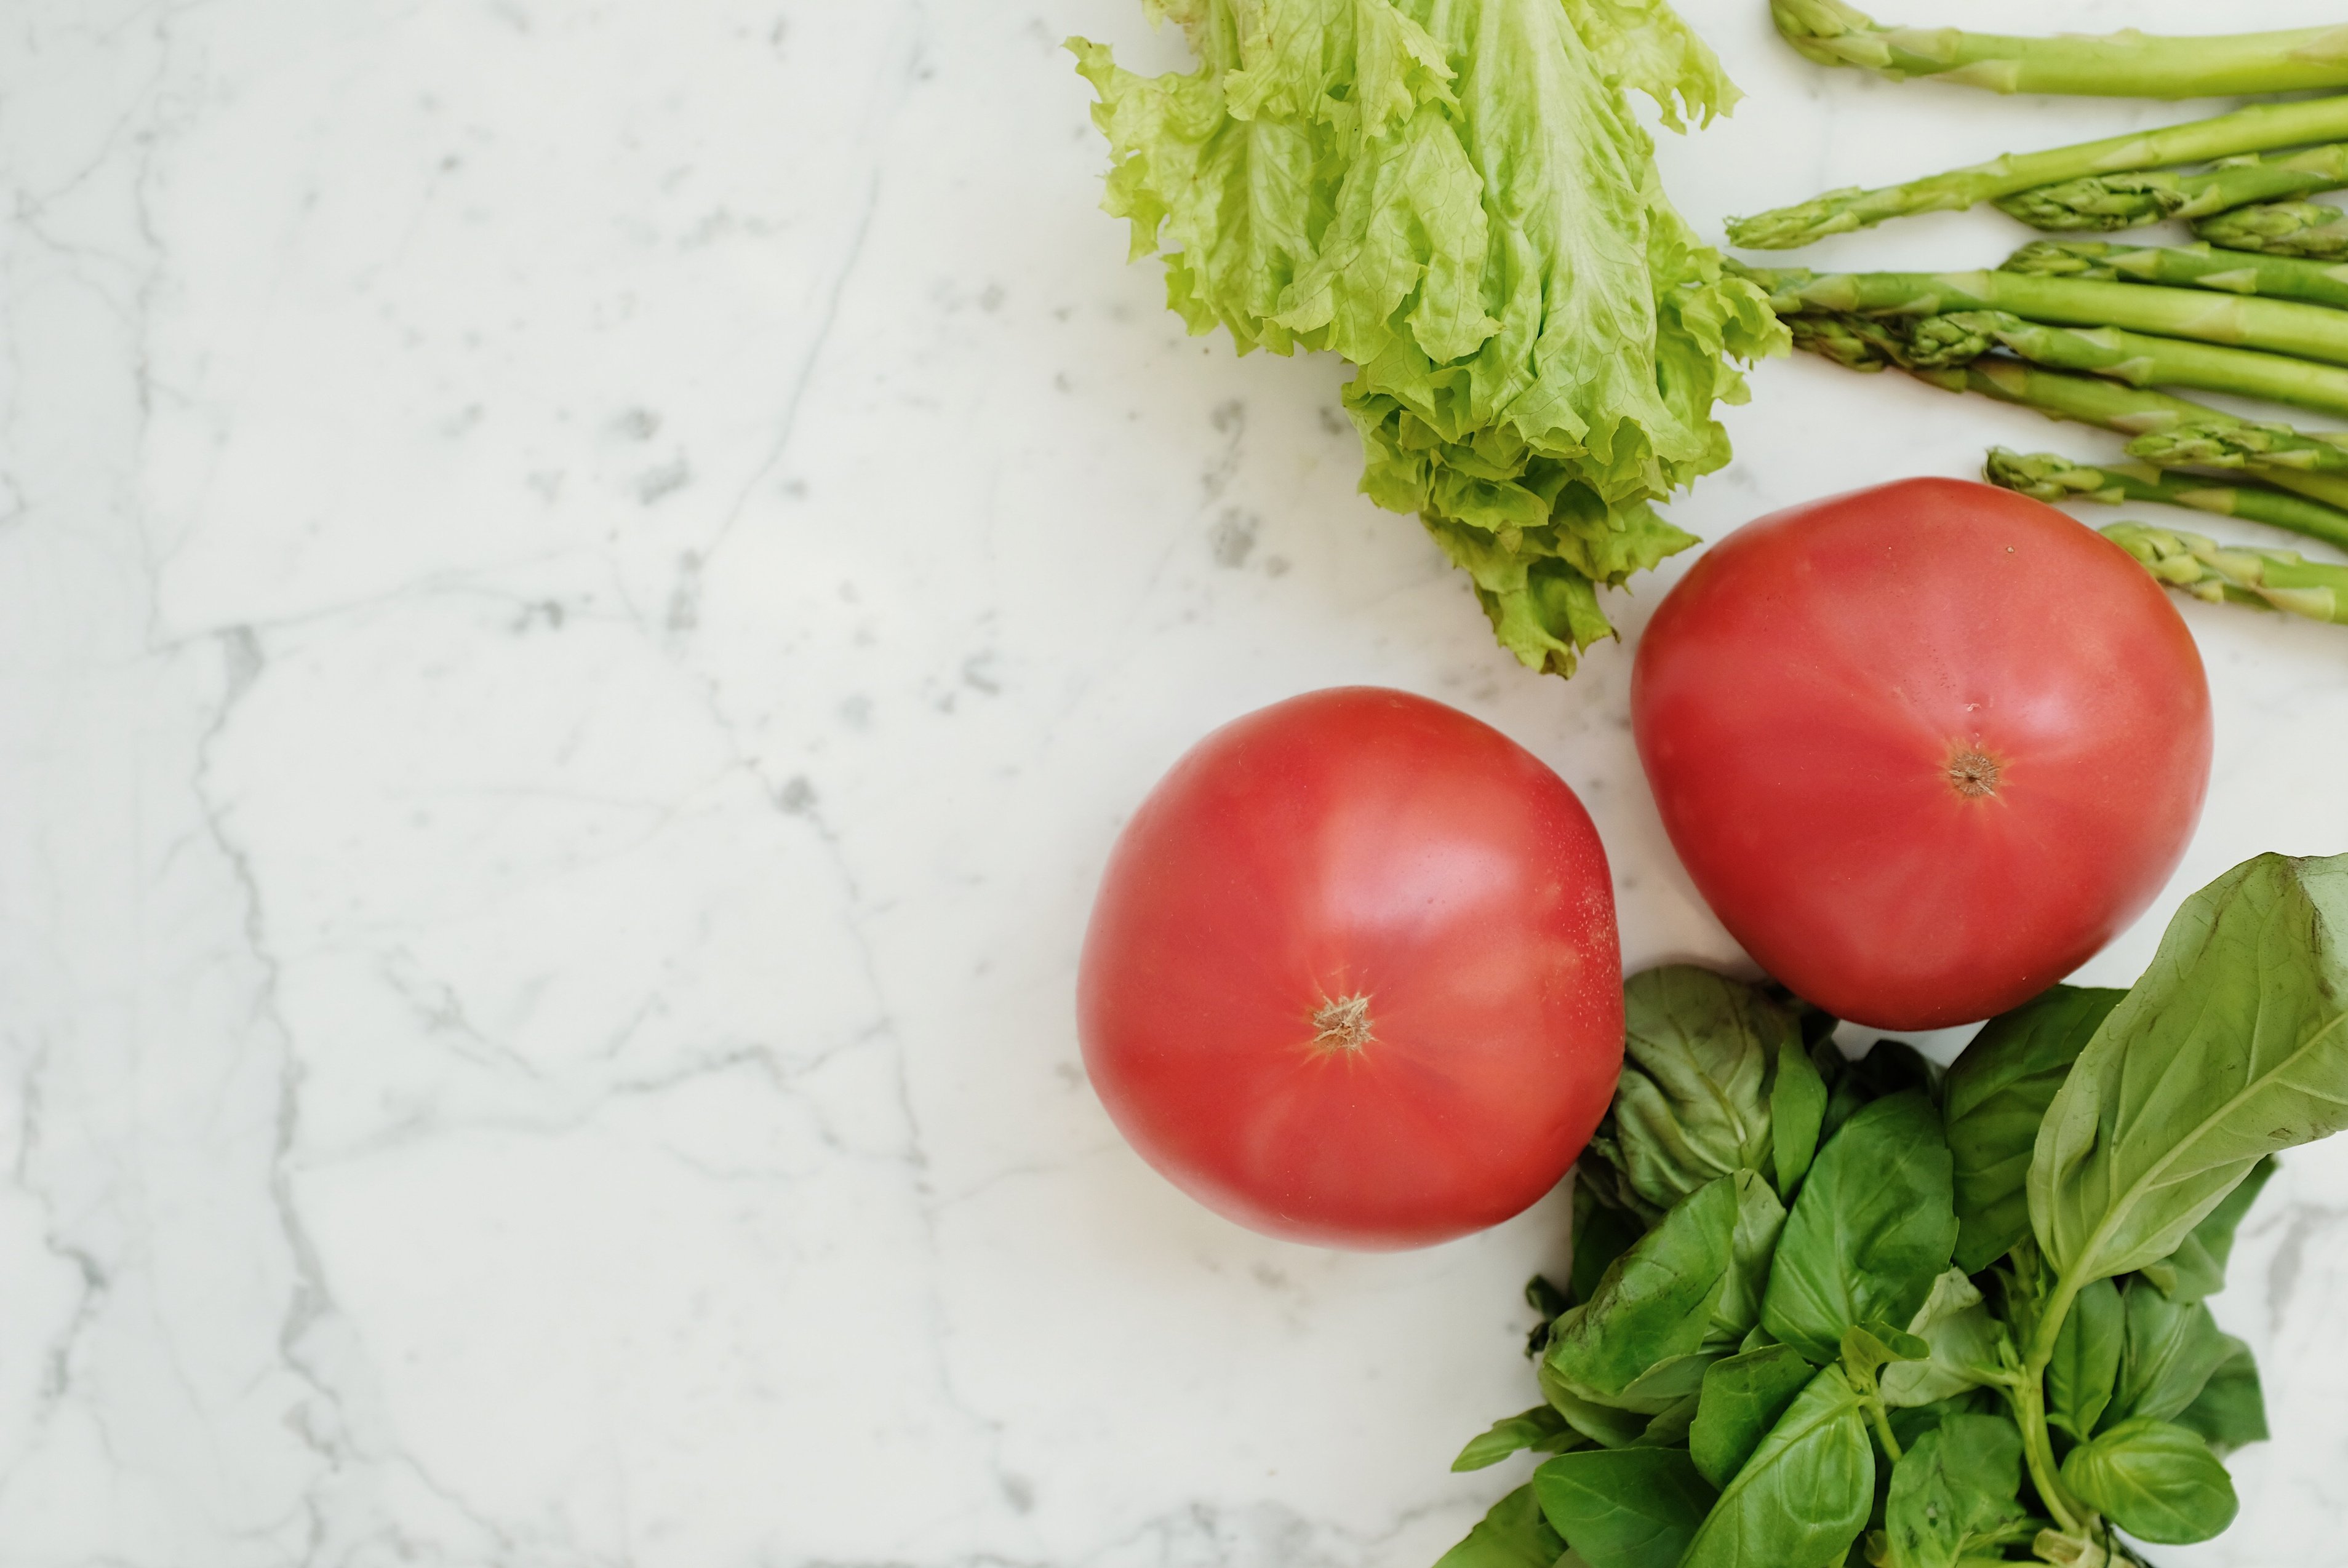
[2,0,2346,1562]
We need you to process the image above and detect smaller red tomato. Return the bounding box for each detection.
[1632,478,2211,1030]
[1079,688,1623,1250]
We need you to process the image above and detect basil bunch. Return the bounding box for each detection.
[1436,851,2348,1568]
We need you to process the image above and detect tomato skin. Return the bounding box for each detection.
[1079,688,1623,1250]
[1632,477,2211,1031]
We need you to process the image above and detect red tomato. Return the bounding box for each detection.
[1079,688,1623,1249]
[1632,477,2211,1031]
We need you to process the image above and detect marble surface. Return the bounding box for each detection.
[6,0,2348,1562]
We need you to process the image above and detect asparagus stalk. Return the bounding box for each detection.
[1981,446,2348,556]
[2002,241,2348,312]
[1728,97,2348,249]
[1984,448,2348,551]
[2128,418,2348,475]
[2102,520,2348,623]
[1868,310,2348,420]
[1771,1,2348,98]
[1782,322,2243,432]
[1989,448,2215,506]
[1783,312,1914,373]
[1994,145,2348,233]
[1782,322,2348,517]
[1741,264,2348,367]
[1957,367,2348,511]
[1918,360,2230,436]
[2194,200,2348,260]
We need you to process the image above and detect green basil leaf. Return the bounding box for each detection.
[1882,1270,2005,1409]
[1613,1350,1723,1413]
[1840,1320,1930,1390]
[1576,1134,1649,1227]
[1533,1446,1716,1568]
[1886,1388,2005,1456]
[1546,1178,1736,1398]
[1679,1366,1875,1568]
[1640,1393,1703,1449]
[1773,1028,1829,1198]
[2139,1156,2276,1303]
[1690,1344,1815,1488]
[2030,853,2348,1287]
[2045,1276,2122,1441]
[1943,986,2124,1274]
[1762,1094,1959,1363]
[1544,1348,1728,1442]
[2136,1238,2213,1307]
[2174,1334,2267,1456]
[1605,968,1800,1216]
[2059,1417,2240,1544]
[1570,1181,1645,1307]
[1455,1405,1582,1472]
[1883,1415,2027,1568]
[1539,1369,1653,1450]
[1712,1171,1787,1350]
[2107,1277,2231,1430]
[1434,1481,1570,1568]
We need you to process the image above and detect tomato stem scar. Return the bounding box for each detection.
[1312,993,1375,1052]
[1947,746,2003,799]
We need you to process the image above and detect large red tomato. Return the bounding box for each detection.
[1632,477,2211,1031]
[1079,688,1623,1249]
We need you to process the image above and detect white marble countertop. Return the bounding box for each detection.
[6,1,2348,1562]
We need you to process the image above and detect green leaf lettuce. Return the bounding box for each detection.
[1071,0,1784,676]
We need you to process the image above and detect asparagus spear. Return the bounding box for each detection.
[1864,310,2348,419]
[1984,448,2348,551]
[1783,312,1914,373]
[1989,448,2214,506]
[2002,241,2348,311]
[1952,368,2348,512]
[1741,264,2348,367]
[1771,1,2348,98]
[2194,200,2348,260]
[1782,302,2348,421]
[2102,520,2348,623]
[1784,316,2348,526]
[1994,145,2348,233]
[1919,360,2229,436]
[1783,321,2238,430]
[1728,97,2348,249]
[1783,308,2036,376]
[2128,418,2348,474]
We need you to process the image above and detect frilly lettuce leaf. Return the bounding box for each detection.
[1072,0,1784,677]
[1562,0,1743,131]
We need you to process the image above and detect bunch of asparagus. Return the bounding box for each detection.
[1759,249,2348,625]
[1743,15,2348,257]
[1744,12,2348,624]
